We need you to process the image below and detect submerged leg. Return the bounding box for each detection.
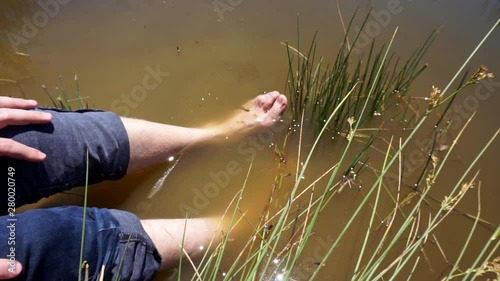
[123,91,288,172]
[140,218,219,269]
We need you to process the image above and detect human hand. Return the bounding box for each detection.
[0,259,21,279]
[0,97,52,161]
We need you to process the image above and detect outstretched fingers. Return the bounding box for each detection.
[0,109,52,129]
[0,138,47,161]
[0,97,38,109]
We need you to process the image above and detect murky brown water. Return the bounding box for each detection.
[1,0,499,280]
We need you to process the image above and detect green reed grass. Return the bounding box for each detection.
[78,149,90,281]
[285,12,436,138]
[42,74,89,110]
[185,15,499,281]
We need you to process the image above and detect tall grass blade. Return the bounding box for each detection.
[78,149,90,281]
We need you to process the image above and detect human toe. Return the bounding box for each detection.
[266,94,287,121]
[255,91,280,111]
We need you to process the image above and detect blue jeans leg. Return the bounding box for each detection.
[0,206,161,281]
[0,108,162,280]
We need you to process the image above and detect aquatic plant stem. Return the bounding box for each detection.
[440,18,499,96]
[78,150,90,281]
[445,184,482,280]
[352,136,393,278]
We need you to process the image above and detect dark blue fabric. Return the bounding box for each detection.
[109,209,162,281]
[0,207,161,281]
[0,108,161,280]
[0,108,130,207]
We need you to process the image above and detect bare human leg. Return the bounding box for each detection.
[124,92,287,269]
[123,91,288,173]
[140,218,218,269]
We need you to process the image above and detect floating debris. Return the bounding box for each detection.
[147,154,183,199]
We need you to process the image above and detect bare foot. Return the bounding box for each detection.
[212,91,288,137]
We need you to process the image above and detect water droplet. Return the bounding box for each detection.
[168,156,175,162]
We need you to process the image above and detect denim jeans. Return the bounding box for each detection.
[0,108,161,280]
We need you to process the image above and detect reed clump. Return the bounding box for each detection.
[285,10,437,138]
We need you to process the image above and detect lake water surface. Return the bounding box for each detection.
[1,0,499,280]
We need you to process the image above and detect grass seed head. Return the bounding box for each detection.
[427,85,443,111]
[469,65,494,84]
